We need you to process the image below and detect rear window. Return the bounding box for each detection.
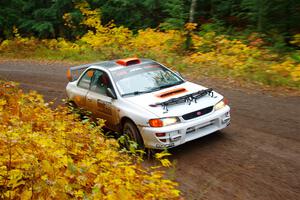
[77,69,94,89]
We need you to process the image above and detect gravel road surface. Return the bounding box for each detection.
[0,60,299,200]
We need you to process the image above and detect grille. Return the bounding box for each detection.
[182,106,213,120]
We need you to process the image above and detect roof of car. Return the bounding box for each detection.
[88,58,155,71]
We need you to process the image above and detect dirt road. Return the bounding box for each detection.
[1,60,299,200]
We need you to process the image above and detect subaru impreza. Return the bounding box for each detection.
[66,58,230,149]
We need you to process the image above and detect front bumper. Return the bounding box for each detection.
[139,106,230,149]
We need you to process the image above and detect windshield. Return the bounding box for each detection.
[111,62,184,96]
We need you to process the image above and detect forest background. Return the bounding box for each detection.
[1,0,300,88]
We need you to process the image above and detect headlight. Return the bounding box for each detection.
[214,98,228,111]
[149,117,180,127]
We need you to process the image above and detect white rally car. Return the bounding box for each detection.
[66,58,230,149]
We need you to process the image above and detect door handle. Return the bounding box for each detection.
[98,99,111,105]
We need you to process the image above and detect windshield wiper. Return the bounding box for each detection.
[122,90,153,97]
[156,81,184,90]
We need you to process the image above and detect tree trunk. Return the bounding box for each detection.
[185,0,197,50]
[189,0,197,23]
[257,0,263,32]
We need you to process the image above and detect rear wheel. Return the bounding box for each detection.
[123,120,145,150]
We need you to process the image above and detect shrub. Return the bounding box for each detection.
[0,7,299,89]
[0,81,180,199]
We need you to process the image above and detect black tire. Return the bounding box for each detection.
[123,120,145,150]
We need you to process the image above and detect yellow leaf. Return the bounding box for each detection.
[0,99,6,106]
[21,190,32,200]
[155,152,171,159]
[160,159,172,167]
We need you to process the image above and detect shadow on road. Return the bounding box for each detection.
[169,131,226,157]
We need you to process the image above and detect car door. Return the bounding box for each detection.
[85,69,119,130]
[74,68,94,108]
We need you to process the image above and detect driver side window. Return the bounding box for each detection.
[90,70,113,96]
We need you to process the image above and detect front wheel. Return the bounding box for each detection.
[123,120,144,150]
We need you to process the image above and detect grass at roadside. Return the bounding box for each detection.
[0,23,299,90]
[1,40,299,90]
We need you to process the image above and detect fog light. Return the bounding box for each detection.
[155,132,166,137]
[159,139,167,142]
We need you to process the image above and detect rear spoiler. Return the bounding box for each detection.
[66,64,90,82]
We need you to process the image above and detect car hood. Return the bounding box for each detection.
[123,81,223,118]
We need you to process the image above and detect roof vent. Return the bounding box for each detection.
[116,57,141,66]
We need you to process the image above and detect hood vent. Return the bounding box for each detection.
[156,88,187,98]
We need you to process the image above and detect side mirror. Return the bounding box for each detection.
[107,88,117,99]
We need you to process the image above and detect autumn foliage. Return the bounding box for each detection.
[0,81,180,199]
[0,1,299,88]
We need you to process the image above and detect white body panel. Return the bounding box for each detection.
[66,61,230,149]
[124,81,223,117]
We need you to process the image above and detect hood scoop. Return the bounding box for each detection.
[156,88,187,98]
